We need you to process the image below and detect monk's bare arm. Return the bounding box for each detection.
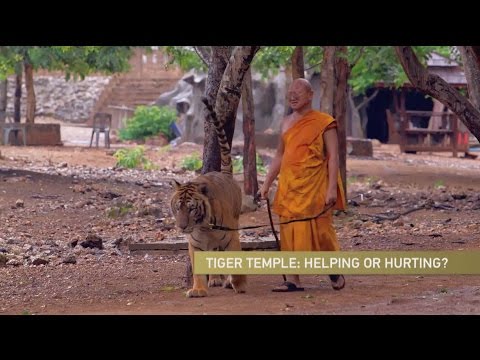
[324,127,339,206]
[259,126,286,199]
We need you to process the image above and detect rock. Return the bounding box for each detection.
[346,137,373,157]
[73,185,85,193]
[241,194,258,214]
[62,255,77,264]
[352,220,364,229]
[7,259,21,267]
[452,193,467,200]
[113,237,123,247]
[80,234,103,249]
[371,139,382,147]
[31,257,49,266]
[15,199,24,208]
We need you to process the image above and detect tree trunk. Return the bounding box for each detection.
[292,46,304,79]
[14,69,22,123]
[333,46,350,198]
[284,63,292,115]
[348,88,364,138]
[242,67,258,196]
[214,46,260,173]
[215,46,260,145]
[319,46,336,114]
[395,46,480,141]
[0,78,7,123]
[458,46,480,110]
[24,60,36,123]
[202,46,231,174]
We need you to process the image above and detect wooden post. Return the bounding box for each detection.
[452,115,458,158]
[399,90,408,153]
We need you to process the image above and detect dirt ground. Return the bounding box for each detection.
[1,126,480,315]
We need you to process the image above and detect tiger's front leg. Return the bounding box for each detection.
[223,231,247,294]
[186,242,208,298]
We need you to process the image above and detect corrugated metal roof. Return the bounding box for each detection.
[429,67,467,85]
[427,52,459,67]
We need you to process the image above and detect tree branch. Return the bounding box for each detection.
[349,46,365,70]
[459,46,480,109]
[355,88,379,111]
[365,205,425,222]
[193,46,211,67]
[395,46,480,141]
[305,61,322,71]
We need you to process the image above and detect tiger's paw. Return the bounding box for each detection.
[208,275,224,287]
[186,288,208,298]
[230,275,247,294]
[233,284,246,294]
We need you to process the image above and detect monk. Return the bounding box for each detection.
[260,78,346,292]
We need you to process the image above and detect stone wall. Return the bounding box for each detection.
[6,75,111,123]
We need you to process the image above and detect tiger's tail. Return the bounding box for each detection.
[202,97,232,175]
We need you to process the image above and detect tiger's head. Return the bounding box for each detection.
[170,180,212,234]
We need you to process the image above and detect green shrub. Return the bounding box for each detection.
[434,179,445,188]
[181,152,203,171]
[231,153,267,175]
[113,146,154,170]
[119,105,177,141]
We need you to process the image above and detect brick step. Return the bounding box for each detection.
[117,78,175,86]
[110,89,166,96]
[108,101,157,108]
[111,85,173,92]
[109,96,160,104]
[110,91,163,98]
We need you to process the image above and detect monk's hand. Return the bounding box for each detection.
[259,183,270,200]
[325,189,337,207]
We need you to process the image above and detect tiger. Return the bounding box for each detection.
[170,97,246,298]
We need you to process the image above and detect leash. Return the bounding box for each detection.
[266,197,287,282]
[266,198,334,283]
[208,202,335,231]
[207,197,335,283]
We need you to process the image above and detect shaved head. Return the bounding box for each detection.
[291,78,313,93]
[288,78,314,113]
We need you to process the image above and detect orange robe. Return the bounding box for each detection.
[272,110,346,251]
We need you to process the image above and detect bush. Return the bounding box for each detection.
[113,146,154,170]
[181,152,203,171]
[119,106,177,141]
[232,153,267,175]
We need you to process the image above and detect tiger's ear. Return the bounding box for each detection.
[171,179,181,190]
[197,183,208,195]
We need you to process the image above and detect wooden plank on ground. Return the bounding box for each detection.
[129,236,278,252]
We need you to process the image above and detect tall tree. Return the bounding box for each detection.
[13,65,22,123]
[333,46,350,197]
[0,78,6,123]
[291,46,305,79]
[242,67,258,196]
[201,46,231,173]
[395,46,480,141]
[211,46,260,173]
[24,56,35,123]
[319,46,336,114]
